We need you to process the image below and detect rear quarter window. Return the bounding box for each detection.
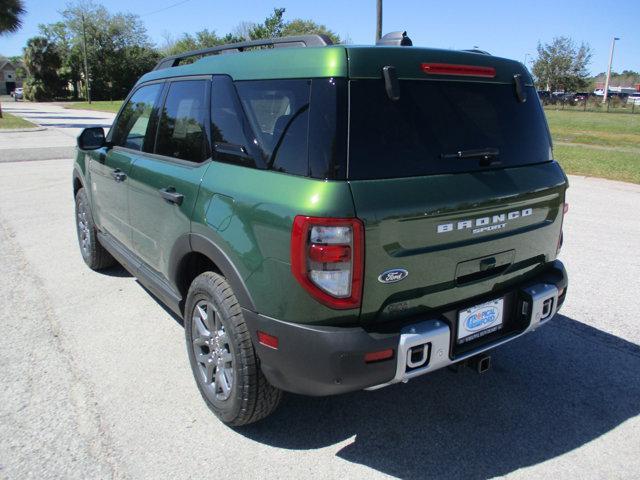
[208,78,347,179]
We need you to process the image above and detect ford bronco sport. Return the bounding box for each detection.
[73,33,568,426]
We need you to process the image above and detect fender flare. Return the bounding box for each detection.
[72,166,85,193]
[169,233,256,312]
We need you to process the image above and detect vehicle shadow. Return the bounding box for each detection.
[239,314,640,479]
[99,264,132,278]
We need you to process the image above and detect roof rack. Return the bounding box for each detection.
[153,34,333,70]
[461,49,492,56]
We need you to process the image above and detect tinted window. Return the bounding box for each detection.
[156,80,210,162]
[308,78,347,179]
[111,83,162,151]
[235,80,310,176]
[211,76,259,167]
[349,80,551,180]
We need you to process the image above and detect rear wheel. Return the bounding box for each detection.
[185,272,282,426]
[74,187,115,270]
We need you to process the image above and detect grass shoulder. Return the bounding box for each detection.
[63,101,123,113]
[546,110,640,184]
[0,112,37,129]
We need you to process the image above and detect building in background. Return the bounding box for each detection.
[0,59,23,95]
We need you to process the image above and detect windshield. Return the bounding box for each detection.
[348,79,551,180]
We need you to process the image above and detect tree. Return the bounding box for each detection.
[39,21,81,98]
[163,29,240,56]
[282,19,340,44]
[532,37,592,92]
[0,0,26,116]
[22,36,64,101]
[248,8,286,40]
[248,8,341,43]
[0,0,25,35]
[39,1,159,100]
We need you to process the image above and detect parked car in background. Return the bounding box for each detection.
[573,92,590,102]
[537,90,551,104]
[552,92,575,103]
[12,87,23,100]
[627,93,640,105]
[609,92,628,102]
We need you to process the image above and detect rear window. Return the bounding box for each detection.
[348,80,551,180]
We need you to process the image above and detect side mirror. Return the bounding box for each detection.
[77,127,106,150]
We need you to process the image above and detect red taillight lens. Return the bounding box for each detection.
[420,63,496,78]
[291,216,364,310]
[308,244,351,263]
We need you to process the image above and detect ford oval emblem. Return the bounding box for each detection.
[378,269,409,284]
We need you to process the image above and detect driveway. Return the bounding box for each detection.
[0,104,639,479]
[0,102,115,162]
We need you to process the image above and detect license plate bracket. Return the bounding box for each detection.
[457,298,504,344]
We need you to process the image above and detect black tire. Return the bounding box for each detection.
[185,272,282,426]
[74,187,116,270]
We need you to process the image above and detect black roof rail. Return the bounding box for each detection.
[153,34,333,70]
[461,49,492,55]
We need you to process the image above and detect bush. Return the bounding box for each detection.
[22,78,55,101]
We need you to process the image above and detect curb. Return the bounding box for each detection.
[0,126,47,133]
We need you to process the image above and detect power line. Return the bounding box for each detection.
[142,0,192,17]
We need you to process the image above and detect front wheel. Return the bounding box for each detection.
[185,272,282,426]
[74,187,115,270]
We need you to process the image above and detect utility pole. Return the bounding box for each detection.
[376,0,382,41]
[603,36,620,104]
[81,13,91,104]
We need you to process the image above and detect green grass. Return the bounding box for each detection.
[553,144,640,184]
[0,112,36,129]
[63,100,123,113]
[546,110,640,184]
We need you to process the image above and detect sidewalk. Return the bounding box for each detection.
[0,102,115,163]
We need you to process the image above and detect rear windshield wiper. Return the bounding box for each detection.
[441,148,501,166]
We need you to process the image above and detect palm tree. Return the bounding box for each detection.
[0,0,26,35]
[0,0,26,117]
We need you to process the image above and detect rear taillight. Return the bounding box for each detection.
[291,216,364,309]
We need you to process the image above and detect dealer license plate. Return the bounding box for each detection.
[457,298,504,344]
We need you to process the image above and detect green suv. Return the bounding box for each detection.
[73,33,568,426]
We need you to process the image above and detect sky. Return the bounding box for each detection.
[1,0,638,76]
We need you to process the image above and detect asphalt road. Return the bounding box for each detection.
[0,101,115,162]
[1,104,639,479]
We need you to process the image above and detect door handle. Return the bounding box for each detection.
[111,169,126,182]
[159,187,184,206]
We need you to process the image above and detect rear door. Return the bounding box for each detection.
[91,82,163,249]
[347,76,567,326]
[127,77,211,278]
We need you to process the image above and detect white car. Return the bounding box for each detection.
[13,87,23,100]
[627,93,640,105]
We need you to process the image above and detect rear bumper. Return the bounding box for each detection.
[244,260,567,396]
